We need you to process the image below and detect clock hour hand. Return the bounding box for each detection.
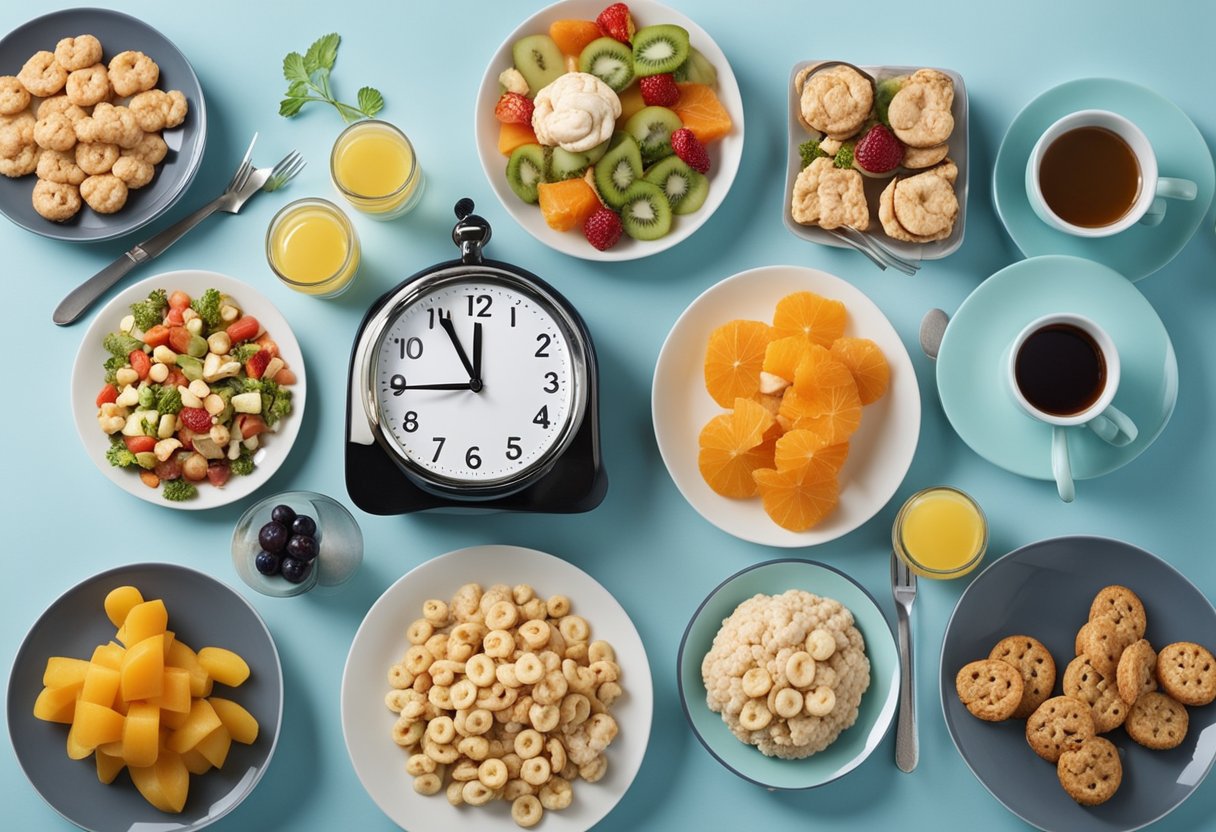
[472,322,483,384]
[398,381,477,391]
[438,316,477,381]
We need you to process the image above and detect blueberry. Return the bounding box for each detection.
[280,556,311,584]
[271,504,297,526]
[258,521,289,553]
[254,550,281,576]
[286,533,318,562]
[291,515,317,537]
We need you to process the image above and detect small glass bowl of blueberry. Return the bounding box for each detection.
[231,491,363,597]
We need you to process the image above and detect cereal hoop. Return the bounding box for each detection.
[341,545,653,832]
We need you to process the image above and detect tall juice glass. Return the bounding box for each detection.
[892,486,988,579]
[330,119,423,219]
[265,198,360,297]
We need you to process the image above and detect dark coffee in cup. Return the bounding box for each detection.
[1014,323,1106,416]
[1038,126,1141,228]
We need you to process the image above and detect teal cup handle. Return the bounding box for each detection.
[1085,403,1138,447]
[1052,427,1075,503]
[1140,178,1197,226]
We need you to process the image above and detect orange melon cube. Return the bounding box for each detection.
[618,85,647,121]
[43,657,91,689]
[537,178,601,232]
[122,600,168,645]
[673,83,734,143]
[104,585,145,628]
[498,121,538,156]
[548,19,602,56]
[160,706,190,730]
[208,697,259,745]
[71,700,125,750]
[120,634,165,702]
[122,702,161,767]
[33,683,82,724]
[166,640,210,699]
[167,699,223,754]
[91,642,126,670]
[80,663,122,707]
[130,749,189,813]
[180,748,213,775]
[196,725,232,769]
[95,748,126,785]
[196,647,250,688]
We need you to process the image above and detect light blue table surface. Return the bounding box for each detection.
[3,1,1215,830]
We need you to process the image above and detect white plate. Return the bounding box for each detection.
[474,0,744,261]
[341,545,653,832]
[71,270,306,511]
[652,265,921,547]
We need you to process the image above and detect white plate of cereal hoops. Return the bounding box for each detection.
[652,265,920,547]
[70,269,305,511]
[341,545,654,832]
[677,558,899,789]
[474,0,743,260]
[0,8,206,242]
[940,536,1216,832]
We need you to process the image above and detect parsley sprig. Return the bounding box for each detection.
[279,33,384,123]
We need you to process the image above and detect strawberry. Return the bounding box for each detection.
[670,128,710,174]
[854,123,904,175]
[494,92,534,126]
[179,407,212,434]
[639,74,680,107]
[596,3,635,43]
[246,348,271,380]
[583,208,623,251]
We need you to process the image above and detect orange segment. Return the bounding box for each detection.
[753,463,840,531]
[498,121,538,156]
[830,337,890,405]
[548,19,602,56]
[781,384,862,446]
[673,83,734,143]
[792,345,856,409]
[774,431,850,474]
[763,336,813,383]
[698,399,777,498]
[704,320,772,408]
[537,178,600,231]
[772,291,847,347]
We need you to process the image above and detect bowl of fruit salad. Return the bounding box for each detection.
[476,0,743,260]
[71,270,306,510]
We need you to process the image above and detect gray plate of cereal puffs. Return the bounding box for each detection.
[783,60,968,262]
[0,8,206,242]
[940,535,1216,832]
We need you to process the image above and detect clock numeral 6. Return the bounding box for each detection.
[535,333,551,358]
[543,372,559,394]
[466,446,482,469]
[533,405,550,429]
[431,436,445,462]
[506,436,522,460]
[402,411,418,432]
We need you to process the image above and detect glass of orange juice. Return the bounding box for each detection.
[330,119,423,219]
[892,486,988,579]
[265,198,360,297]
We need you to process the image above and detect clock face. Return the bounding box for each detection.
[371,275,582,487]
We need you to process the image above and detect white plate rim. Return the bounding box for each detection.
[340,544,654,832]
[70,269,307,511]
[474,0,744,261]
[651,264,921,547]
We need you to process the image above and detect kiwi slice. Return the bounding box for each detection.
[618,180,673,241]
[506,144,545,204]
[673,47,718,86]
[513,35,565,95]
[643,156,708,215]
[578,37,634,92]
[631,25,690,77]
[624,106,682,164]
[546,147,592,182]
[593,133,643,210]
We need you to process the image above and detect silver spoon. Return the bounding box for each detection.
[920,308,949,360]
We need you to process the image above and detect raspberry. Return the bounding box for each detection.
[494,92,534,125]
[583,208,623,251]
[854,124,904,175]
[179,407,212,434]
[596,3,635,44]
[639,74,680,107]
[670,128,710,174]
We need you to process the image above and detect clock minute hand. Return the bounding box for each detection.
[401,382,476,391]
[472,322,483,384]
[438,316,477,380]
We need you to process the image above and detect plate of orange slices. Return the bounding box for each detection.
[652,265,920,547]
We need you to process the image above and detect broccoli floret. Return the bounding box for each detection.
[129,289,168,332]
[799,138,825,169]
[263,383,292,428]
[190,288,223,328]
[834,141,856,170]
[230,452,255,476]
[138,384,156,409]
[875,76,906,126]
[156,385,182,415]
[106,439,138,468]
[103,355,127,384]
[230,343,261,363]
[162,480,198,502]
[103,331,144,359]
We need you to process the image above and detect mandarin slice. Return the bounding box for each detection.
[753,463,840,531]
[672,83,734,143]
[772,291,847,347]
[792,345,857,409]
[781,385,863,446]
[698,399,776,498]
[830,337,890,405]
[763,335,813,383]
[704,319,772,407]
[774,431,850,475]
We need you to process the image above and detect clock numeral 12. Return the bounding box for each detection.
[466,294,492,318]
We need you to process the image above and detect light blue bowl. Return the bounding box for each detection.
[677,559,899,789]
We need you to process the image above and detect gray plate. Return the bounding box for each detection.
[0,8,206,242]
[940,536,1216,832]
[7,562,282,831]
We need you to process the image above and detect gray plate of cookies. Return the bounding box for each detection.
[0,7,206,242]
[784,60,968,261]
[940,535,1216,832]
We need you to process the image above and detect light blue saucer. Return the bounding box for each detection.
[993,78,1214,281]
[937,256,1177,482]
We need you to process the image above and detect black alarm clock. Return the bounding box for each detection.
[345,199,607,515]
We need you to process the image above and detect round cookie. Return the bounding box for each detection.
[1126,691,1188,750]
[1088,585,1147,643]
[32,178,81,221]
[18,51,67,98]
[0,111,35,157]
[1063,655,1128,733]
[80,173,128,214]
[800,64,873,140]
[0,75,30,116]
[54,35,103,72]
[1156,641,1216,706]
[1082,615,1132,679]
[1075,621,1094,656]
[989,635,1057,719]
[0,143,38,178]
[902,142,948,169]
[1025,696,1096,763]
[1057,736,1122,806]
[887,68,954,149]
[1116,638,1157,704]
[956,659,1024,722]
[36,149,87,185]
[65,63,111,108]
[893,168,958,237]
[108,50,159,98]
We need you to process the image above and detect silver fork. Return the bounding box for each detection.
[891,551,919,772]
[53,137,305,326]
[830,227,920,276]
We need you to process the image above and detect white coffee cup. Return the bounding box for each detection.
[1007,313,1138,503]
[1026,110,1197,237]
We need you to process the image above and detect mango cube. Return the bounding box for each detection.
[104,585,145,628]
[149,667,192,714]
[179,748,213,775]
[167,699,222,754]
[71,701,125,750]
[95,748,126,785]
[122,600,168,645]
[122,702,161,768]
[90,642,126,670]
[207,697,259,745]
[120,634,165,702]
[33,683,82,724]
[130,749,189,813]
[165,640,210,699]
[196,647,249,688]
[195,725,231,769]
[80,663,121,707]
[43,657,91,689]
